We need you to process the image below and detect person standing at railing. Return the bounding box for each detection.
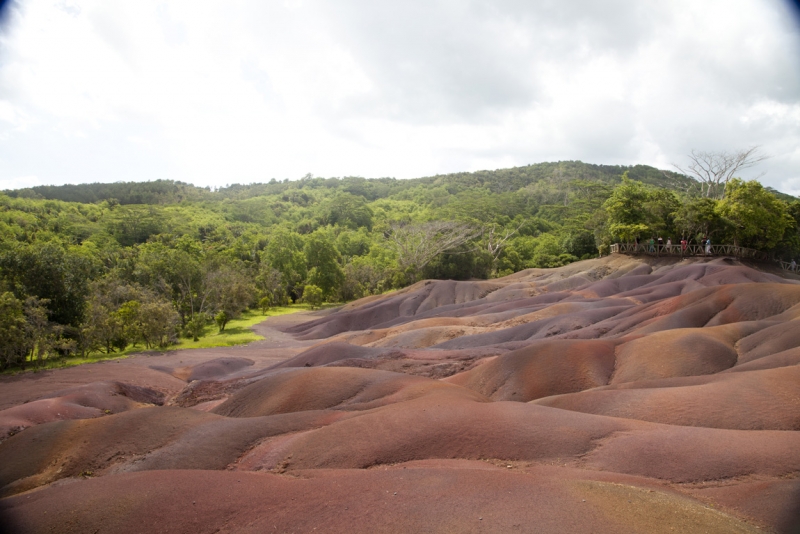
[705,237,712,255]
[792,259,797,272]
[666,237,672,254]
[681,237,687,255]
[649,237,655,253]
[635,236,640,253]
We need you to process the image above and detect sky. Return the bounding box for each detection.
[1,0,800,194]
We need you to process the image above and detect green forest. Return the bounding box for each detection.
[2,161,799,370]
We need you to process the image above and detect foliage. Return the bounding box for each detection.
[602,174,655,242]
[715,179,794,250]
[387,221,480,283]
[304,228,344,299]
[184,313,210,342]
[0,292,69,370]
[302,284,324,309]
[1,160,798,367]
[258,295,272,314]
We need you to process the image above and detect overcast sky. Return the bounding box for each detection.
[1,0,800,194]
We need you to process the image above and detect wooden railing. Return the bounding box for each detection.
[778,260,799,273]
[610,243,768,261]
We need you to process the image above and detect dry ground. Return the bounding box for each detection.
[1,255,799,533]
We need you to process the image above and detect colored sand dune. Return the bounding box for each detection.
[1,255,799,533]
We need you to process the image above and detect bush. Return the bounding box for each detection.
[302,284,323,309]
[215,310,230,332]
[258,295,272,314]
[184,313,210,342]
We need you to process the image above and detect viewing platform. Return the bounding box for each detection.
[610,243,799,273]
[610,242,767,260]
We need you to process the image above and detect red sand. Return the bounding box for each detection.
[1,255,799,533]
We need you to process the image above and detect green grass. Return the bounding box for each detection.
[2,304,317,375]
[168,305,311,350]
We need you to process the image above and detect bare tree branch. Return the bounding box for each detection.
[387,221,480,280]
[674,147,769,199]
[485,221,524,262]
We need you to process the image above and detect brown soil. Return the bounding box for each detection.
[1,255,799,533]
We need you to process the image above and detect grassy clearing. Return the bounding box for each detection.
[168,305,311,350]
[2,304,317,375]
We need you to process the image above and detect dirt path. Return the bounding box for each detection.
[0,310,319,411]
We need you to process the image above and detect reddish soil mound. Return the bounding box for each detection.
[534,365,800,430]
[212,367,488,417]
[444,339,617,401]
[0,466,764,534]
[0,381,164,441]
[2,255,799,532]
[269,341,391,368]
[151,356,255,381]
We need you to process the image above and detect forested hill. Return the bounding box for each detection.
[1,160,798,370]
[6,161,693,204]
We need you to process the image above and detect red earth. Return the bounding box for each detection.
[1,255,799,533]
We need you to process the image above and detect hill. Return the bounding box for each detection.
[0,161,798,369]
[6,161,694,204]
[1,255,798,532]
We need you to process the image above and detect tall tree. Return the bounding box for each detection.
[262,228,307,301]
[715,179,792,250]
[602,175,652,242]
[675,147,768,199]
[304,228,344,300]
[387,221,480,283]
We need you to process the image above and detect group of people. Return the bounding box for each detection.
[633,236,712,255]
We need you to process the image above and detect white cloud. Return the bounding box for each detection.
[0,175,40,190]
[0,0,799,191]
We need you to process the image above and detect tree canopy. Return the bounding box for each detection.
[1,160,797,368]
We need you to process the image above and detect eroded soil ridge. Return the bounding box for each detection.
[1,255,799,533]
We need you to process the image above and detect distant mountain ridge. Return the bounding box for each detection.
[6,161,697,205]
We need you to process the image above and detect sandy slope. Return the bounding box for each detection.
[1,255,799,533]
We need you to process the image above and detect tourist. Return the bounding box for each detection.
[705,237,712,255]
[666,237,672,254]
[681,237,688,255]
[791,259,797,272]
[649,237,655,253]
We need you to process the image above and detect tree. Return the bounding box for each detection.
[715,179,793,250]
[483,221,525,275]
[0,242,97,327]
[81,278,180,352]
[134,241,202,324]
[304,229,344,299]
[673,197,725,241]
[184,313,210,342]
[675,147,768,199]
[258,295,273,314]
[262,228,307,301]
[602,175,652,242]
[0,292,66,369]
[203,263,256,324]
[215,311,230,332]
[530,234,576,268]
[0,292,29,369]
[302,284,323,309]
[137,298,179,347]
[317,192,374,230]
[387,221,480,282]
[338,260,385,301]
[82,298,126,354]
[775,201,800,260]
[255,265,288,306]
[643,189,680,238]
